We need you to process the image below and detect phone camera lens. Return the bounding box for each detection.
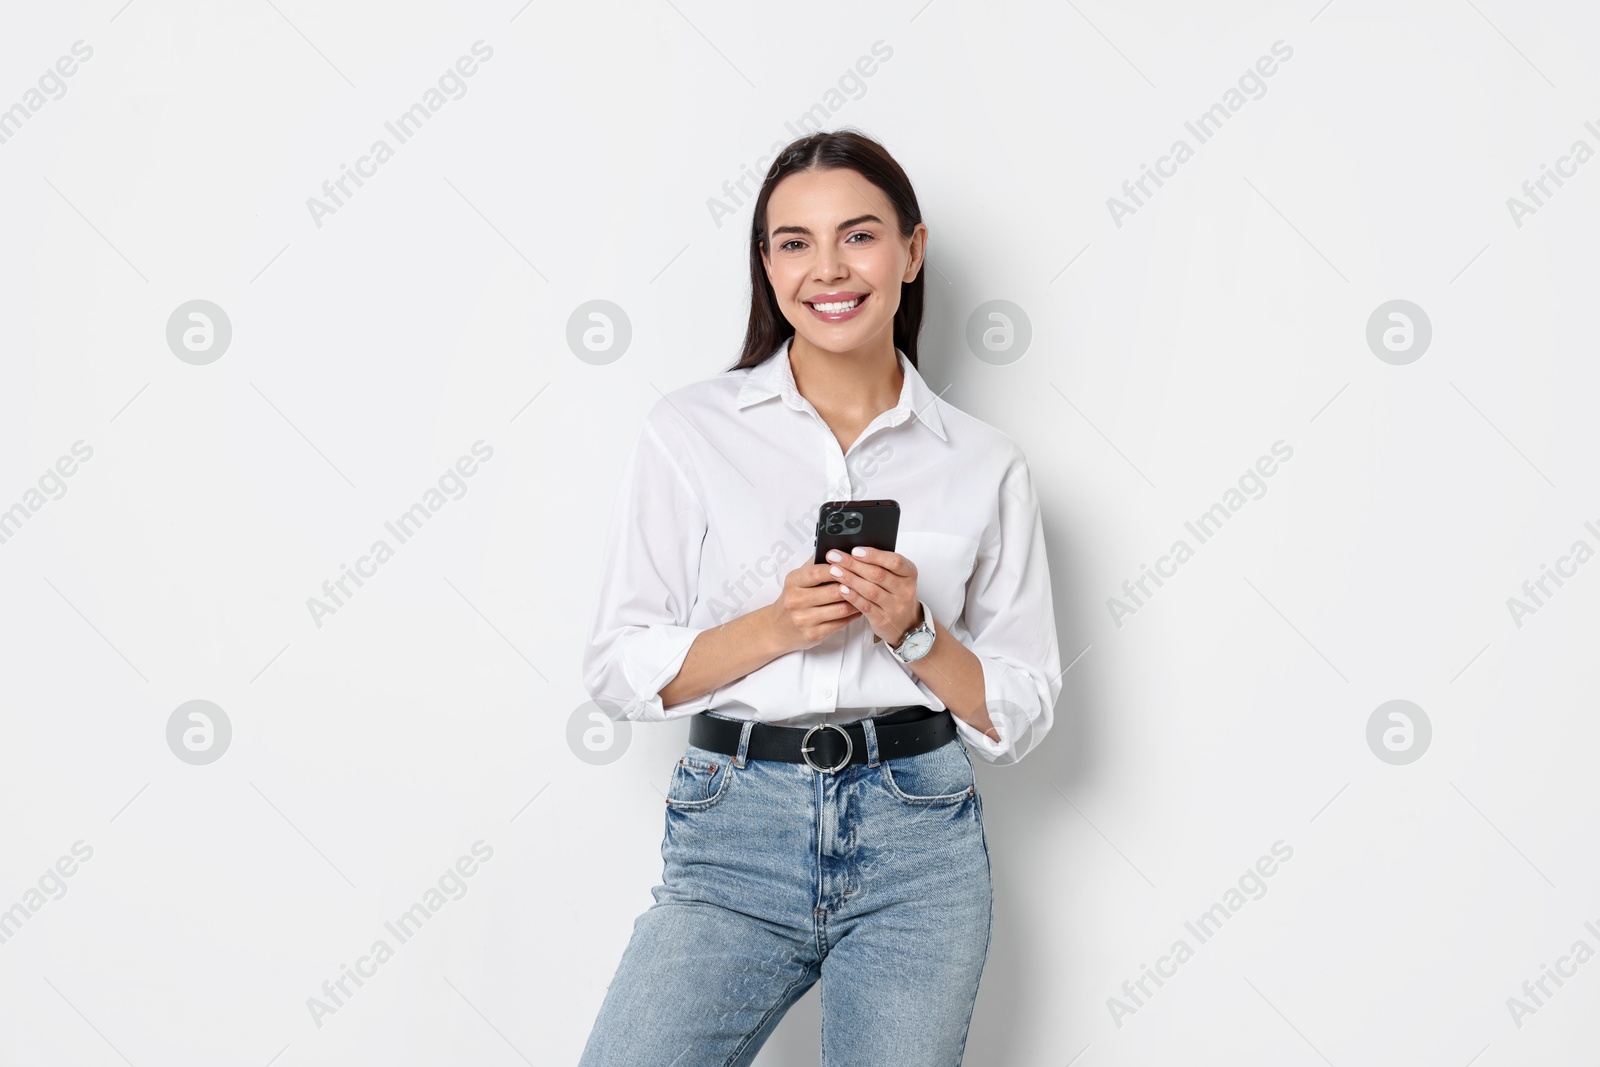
[845,516,862,530]
[826,524,843,535]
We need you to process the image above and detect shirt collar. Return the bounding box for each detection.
[735,336,948,442]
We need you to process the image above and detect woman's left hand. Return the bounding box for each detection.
[824,546,923,648]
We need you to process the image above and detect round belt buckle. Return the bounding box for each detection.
[800,723,852,773]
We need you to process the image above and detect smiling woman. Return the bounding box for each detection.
[739,138,927,379]
[577,130,1062,1065]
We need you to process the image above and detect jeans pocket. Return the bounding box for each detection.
[664,744,734,810]
[880,738,976,805]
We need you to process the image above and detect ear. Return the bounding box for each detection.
[902,223,928,284]
[760,240,776,286]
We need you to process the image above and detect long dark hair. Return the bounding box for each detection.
[728,130,925,372]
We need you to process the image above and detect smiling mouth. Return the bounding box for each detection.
[804,293,868,313]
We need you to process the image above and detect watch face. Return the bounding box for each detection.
[900,630,934,661]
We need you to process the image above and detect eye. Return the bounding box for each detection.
[779,239,806,252]
[846,231,875,244]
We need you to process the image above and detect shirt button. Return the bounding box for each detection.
[822,687,833,698]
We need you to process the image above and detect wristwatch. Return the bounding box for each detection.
[890,599,936,664]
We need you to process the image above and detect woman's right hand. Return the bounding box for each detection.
[765,559,863,653]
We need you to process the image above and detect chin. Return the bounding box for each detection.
[791,320,890,355]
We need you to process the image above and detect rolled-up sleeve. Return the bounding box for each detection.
[954,449,1062,765]
[581,411,709,721]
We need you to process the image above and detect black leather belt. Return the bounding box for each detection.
[688,705,957,772]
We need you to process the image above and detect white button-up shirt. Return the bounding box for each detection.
[581,337,1062,765]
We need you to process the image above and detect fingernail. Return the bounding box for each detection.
[851,547,867,557]
[839,585,851,595]
[826,550,842,562]
[829,566,843,577]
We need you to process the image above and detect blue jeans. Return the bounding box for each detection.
[578,711,994,1066]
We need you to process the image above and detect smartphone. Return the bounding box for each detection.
[814,499,900,564]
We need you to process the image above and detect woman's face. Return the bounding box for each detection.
[760,167,926,359]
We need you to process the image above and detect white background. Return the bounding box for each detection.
[2,1,1597,1064]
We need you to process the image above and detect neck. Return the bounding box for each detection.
[787,330,903,419]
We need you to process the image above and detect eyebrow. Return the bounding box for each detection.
[769,214,884,239]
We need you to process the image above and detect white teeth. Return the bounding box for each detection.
[811,297,861,312]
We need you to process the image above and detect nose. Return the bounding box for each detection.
[812,243,847,284]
